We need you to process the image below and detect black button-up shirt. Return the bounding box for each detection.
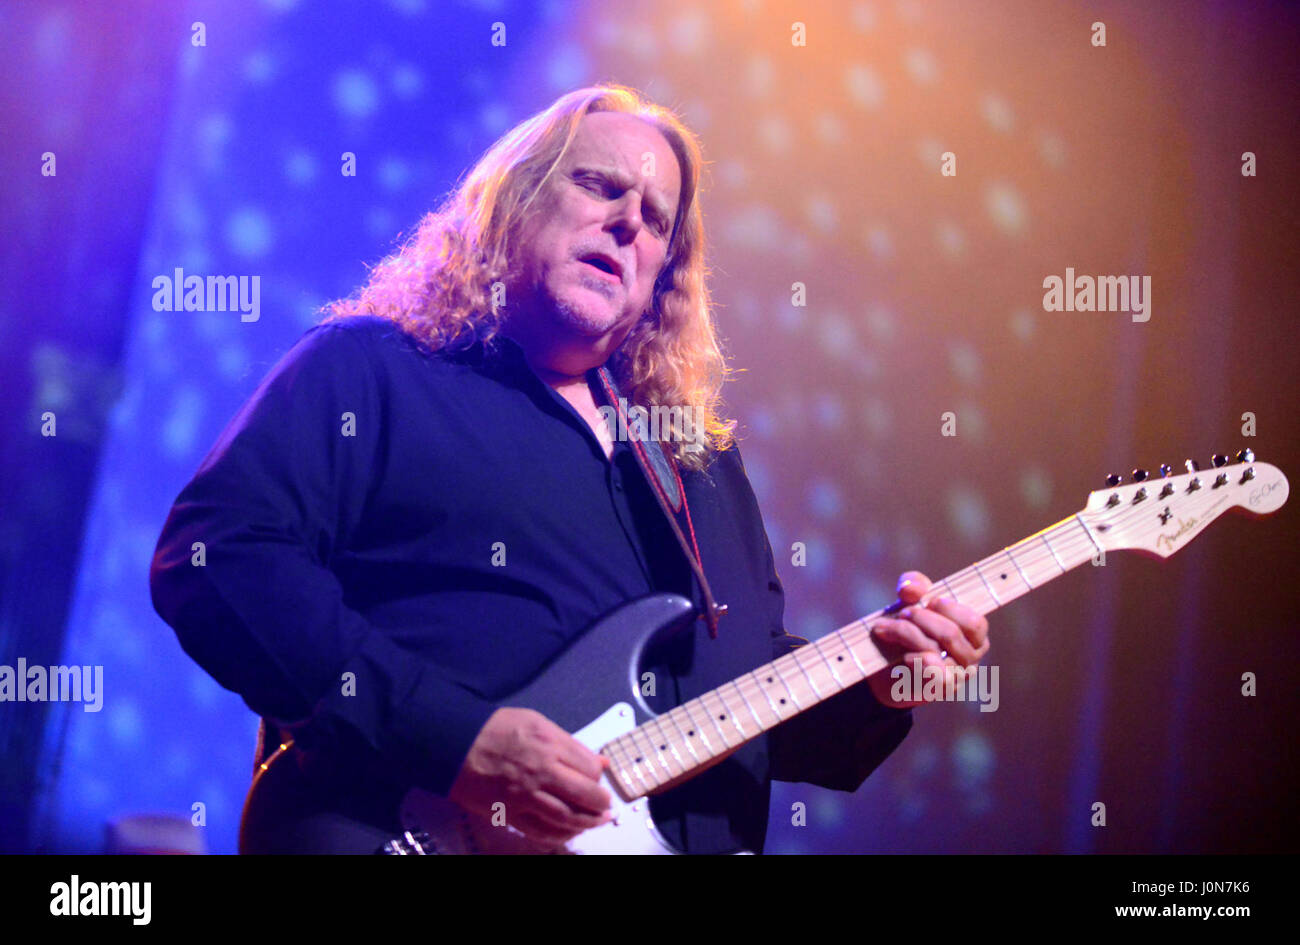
[150,314,911,853]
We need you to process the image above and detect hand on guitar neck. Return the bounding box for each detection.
[867,570,993,709]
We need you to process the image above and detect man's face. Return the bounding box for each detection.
[506,111,683,370]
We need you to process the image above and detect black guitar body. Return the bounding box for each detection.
[240,593,749,854]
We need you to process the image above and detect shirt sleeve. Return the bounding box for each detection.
[148,321,497,797]
[721,450,914,792]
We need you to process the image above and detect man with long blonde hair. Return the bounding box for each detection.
[152,85,990,854]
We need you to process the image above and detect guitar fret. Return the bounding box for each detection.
[606,737,633,775]
[604,738,631,789]
[730,679,763,733]
[967,549,1034,610]
[1005,545,1033,590]
[612,738,650,793]
[973,562,1002,606]
[629,730,665,788]
[1074,513,1104,561]
[647,715,686,777]
[749,670,783,723]
[842,623,871,680]
[790,647,823,700]
[625,751,652,792]
[771,663,803,713]
[678,699,716,756]
[1041,532,1065,572]
[701,690,738,747]
[811,638,847,690]
[629,728,659,770]
[662,708,701,765]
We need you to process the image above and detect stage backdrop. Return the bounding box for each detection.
[4,0,1296,854]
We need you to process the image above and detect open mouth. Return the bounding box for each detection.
[579,254,622,281]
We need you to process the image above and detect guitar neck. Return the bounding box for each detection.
[600,456,1287,800]
[601,512,1104,799]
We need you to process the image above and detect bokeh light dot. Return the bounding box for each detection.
[808,478,843,519]
[1019,466,1053,510]
[935,220,967,259]
[947,486,991,543]
[108,698,144,750]
[846,63,885,109]
[391,62,424,98]
[284,149,317,185]
[547,45,589,90]
[334,69,380,118]
[986,181,1028,235]
[904,47,940,84]
[243,50,274,84]
[378,156,411,191]
[670,10,710,54]
[980,93,1015,132]
[948,341,982,384]
[225,207,273,258]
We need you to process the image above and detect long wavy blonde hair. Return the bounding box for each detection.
[320,84,734,469]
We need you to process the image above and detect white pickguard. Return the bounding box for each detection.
[398,703,752,854]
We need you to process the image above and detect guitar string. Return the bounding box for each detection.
[604,475,1245,789]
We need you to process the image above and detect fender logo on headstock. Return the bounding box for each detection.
[1155,495,1228,551]
[1155,515,1198,551]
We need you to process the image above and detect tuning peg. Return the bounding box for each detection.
[1131,468,1149,482]
[1105,473,1122,487]
[1185,459,1200,473]
[1159,464,1173,477]
[1212,454,1229,468]
[1236,448,1255,463]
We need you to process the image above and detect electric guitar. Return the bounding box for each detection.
[239,452,1288,854]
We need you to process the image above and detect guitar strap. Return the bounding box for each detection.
[595,365,725,639]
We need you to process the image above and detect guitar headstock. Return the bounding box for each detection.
[1080,451,1288,557]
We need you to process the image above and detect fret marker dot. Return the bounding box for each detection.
[1000,573,1007,580]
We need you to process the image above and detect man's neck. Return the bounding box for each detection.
[529,361,589,391]
[500,309,632,390]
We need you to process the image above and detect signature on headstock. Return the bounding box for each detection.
[1249,480,1282,508]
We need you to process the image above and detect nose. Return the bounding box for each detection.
[607,190,647,244]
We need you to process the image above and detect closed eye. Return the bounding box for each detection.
[573,172,612,196]
[574,170,670,236]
